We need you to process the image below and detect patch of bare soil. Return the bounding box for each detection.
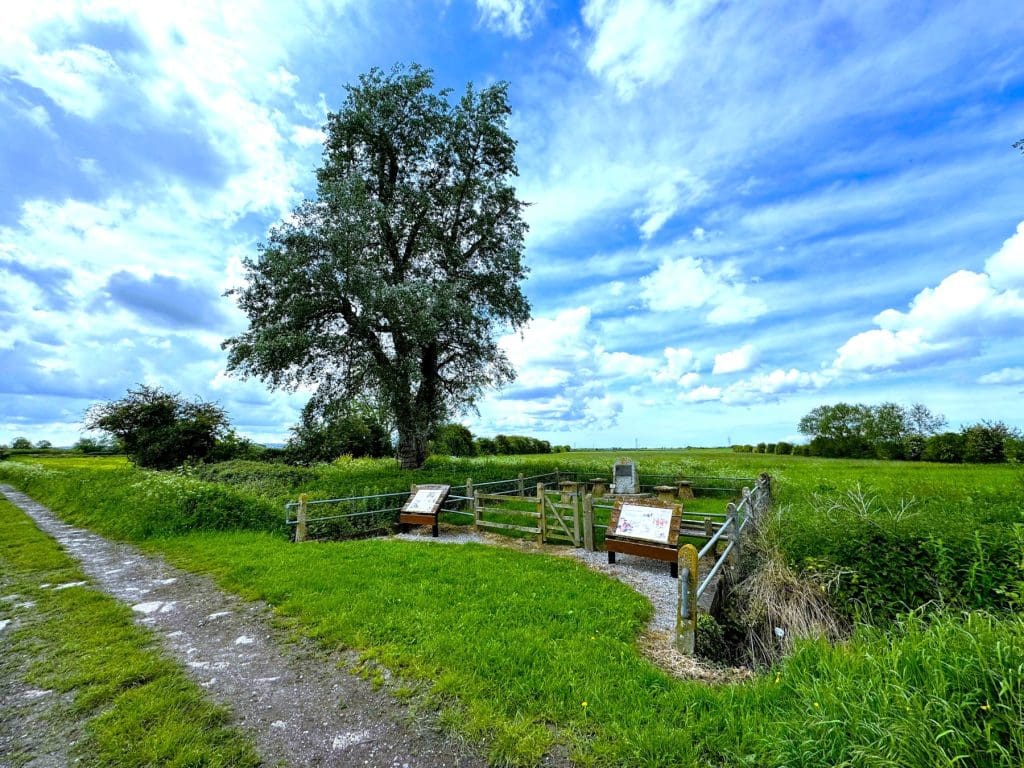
[0,486,487,768]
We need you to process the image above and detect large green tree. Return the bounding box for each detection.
[224,64,530,469]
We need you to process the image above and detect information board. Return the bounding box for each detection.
[614,503,674,543]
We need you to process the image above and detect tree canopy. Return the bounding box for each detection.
[798,401,945,459]
[85,385,232,469]
[224,64,530,469]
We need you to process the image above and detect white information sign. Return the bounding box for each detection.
[615,503,673,544]
[406,488,446,514]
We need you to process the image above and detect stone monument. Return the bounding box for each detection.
[612,456,638,495]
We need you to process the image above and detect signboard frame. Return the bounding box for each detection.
[606,497,682,577]
[399,484,451,538]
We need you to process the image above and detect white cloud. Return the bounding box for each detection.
[9,43,122,119]
[679,384,721,403]
[721,368,832,405]
[582,0,714,98]
[475,0,545,38]
[651,346,699,384]
[712,344,756,375]
[833,265,1024,373]
[985,221,1024,290]
[978,367,1024,385]
[639,254,767,324]
[634,170,707,239]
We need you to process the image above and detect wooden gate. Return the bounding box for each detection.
[543,493,580,547]
[473,483,581,547]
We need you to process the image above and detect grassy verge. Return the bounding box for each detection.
[155,530,1024,767]
[0,497,259,768]
[3,454,1023,765]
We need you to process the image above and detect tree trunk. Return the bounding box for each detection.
[396,429,427,469]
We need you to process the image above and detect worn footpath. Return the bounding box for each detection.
[0,485,486,768]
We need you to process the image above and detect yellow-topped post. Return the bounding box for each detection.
[676,544,699,653]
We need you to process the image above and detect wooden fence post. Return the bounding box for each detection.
[536,482,546,544]
[466,477,473,519]
[676,544,699,654]
[583,493,595,551]
[296,493,308,543]
[517,472,524,497]
[572,491,582,547]
[473,490,481,530]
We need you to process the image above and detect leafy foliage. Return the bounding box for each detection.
[11,436,32,449]
[285,399,392,464]
[223,64,531,469]
[799,401,949,459]
[84,385,233,470]
[430,422,476,456]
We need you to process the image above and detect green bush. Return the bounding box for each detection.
[755,442,766,453]
[431,423,476,457]
[774,442,793,455]
[923,432,966,462]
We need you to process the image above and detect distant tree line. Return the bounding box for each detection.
[430,423,569,457]
[733,402,1023,463]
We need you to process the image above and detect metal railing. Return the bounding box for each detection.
[676,474,772,653]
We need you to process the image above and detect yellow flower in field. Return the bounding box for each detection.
[813,702,820,708]
[581,701,588,708]
[981,704,990,711]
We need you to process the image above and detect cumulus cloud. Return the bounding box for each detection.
[651,346,699,384]
[639,255,767,325]
[678,384,720,403]
[833,266,1024,373]
[721,368,832,405]
[712,344,756,374]
[475,0,545,38]
[985,221,1024,290]
[978,367,1024,385]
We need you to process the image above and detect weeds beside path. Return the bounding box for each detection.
[0,484,486,768]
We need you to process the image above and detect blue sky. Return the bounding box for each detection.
[2,0,1023,449]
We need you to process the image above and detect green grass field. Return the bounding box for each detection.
[2,450,1022,766]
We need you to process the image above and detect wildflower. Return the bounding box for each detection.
[981,704,990,711]
[813,702,820,708]
[581,701,588,708]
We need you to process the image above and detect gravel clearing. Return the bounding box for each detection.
[1,485,488,768]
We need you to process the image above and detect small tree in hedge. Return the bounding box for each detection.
[85,386,232,469]
[285,399,392,464]
[431,423,476,457]
[11,437,32,449]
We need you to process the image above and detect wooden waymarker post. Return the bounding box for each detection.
[605,497,682,577]
[676,544,699,653]
[536,482,546,544]
[295,493,309,543]
[400,484,450,537]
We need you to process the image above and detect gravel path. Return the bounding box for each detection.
[0,485,486,768]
